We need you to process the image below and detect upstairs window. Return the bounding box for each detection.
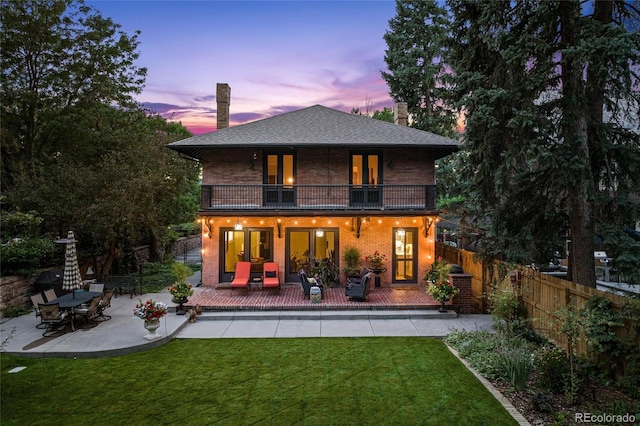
[351,153,380,186]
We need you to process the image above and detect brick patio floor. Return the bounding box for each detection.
[187,285,446,311]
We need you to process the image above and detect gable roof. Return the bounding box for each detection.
[168,104,461,160]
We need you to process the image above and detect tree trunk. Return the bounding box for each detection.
[560,1,597,287]
[99,244,118,280]
[148,227,164,262]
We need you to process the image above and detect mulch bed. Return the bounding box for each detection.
[487,372,639,425]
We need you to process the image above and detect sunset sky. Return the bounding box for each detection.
[88,0,398,134]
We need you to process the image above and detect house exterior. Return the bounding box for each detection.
[168,84,460,288]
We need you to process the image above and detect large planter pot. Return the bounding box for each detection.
[143,318,162,340]
[173,296,188,315]
[371,267,387,288]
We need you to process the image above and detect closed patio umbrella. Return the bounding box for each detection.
[62,231,83,298]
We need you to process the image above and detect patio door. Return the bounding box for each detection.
[350,153,381,207]
[286,229,337,282]
[221,228,272,282]
[264,153,295,206]
[392,227,417,283]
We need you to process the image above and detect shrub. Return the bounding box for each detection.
[0,238,55,276]
[3,306,31,318]
[536,344,572,394]
[139,261,197,293]
[490,286,527,334]
[170,222,199,237]
[0,210,43,240]
[531,391,554,413]
[444,330,504,379]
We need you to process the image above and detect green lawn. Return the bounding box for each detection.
[1,337,517,425]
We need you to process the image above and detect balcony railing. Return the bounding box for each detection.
[201,184,437,212]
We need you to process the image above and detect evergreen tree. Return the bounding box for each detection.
[382,0,458,137]
[445,0,640,286]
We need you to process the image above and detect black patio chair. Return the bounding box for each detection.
[298,269,324,299]
[345,272,372,301]
[347,267,371,286]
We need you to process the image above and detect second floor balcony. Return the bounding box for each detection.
[201,184,438,214]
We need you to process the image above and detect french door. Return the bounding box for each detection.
[350,153,381,207]
[221,228,272,282]
[264,153,295,206]
[286,229,337,282]
[392,227,417,283]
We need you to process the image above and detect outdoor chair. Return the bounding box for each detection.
[96,289,114,322]
[30,293,47,328]
[43,288,57,303]
[345,272,372,301]
[262,262,280,290]
[347,267,371,286]
[89,283,104,293]
[38,303,69,337]
[74,295,102,328]
[230,261,251,289]
[298,269,324,299]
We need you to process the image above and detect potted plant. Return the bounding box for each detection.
[168,263,194,315]
[365,251,387,272]
[424,257,459,312]
[341,246,362,279]
[309,257,340,288]
[133,299,168,340]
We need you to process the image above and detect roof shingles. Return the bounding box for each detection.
[168,104,460,160]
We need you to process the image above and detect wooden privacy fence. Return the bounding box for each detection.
[436,243,638,358]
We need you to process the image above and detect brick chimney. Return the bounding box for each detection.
[394,102,408,126]
[216,83,231,130]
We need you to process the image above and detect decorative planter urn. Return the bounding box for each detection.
[371,267,387,288]
[143,318,162,340]
[174,296,188,315]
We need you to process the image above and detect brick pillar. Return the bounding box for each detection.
[216,83,231,130]
[451,273,474,314]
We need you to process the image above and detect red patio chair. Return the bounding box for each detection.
[262,262,280,290]
[231,261,251,290]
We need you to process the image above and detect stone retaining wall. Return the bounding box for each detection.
[172,235,201,258]
[0,275,30,319]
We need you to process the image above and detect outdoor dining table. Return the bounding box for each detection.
[44,291,103,331]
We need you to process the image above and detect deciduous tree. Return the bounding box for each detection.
[1,0,200,276]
